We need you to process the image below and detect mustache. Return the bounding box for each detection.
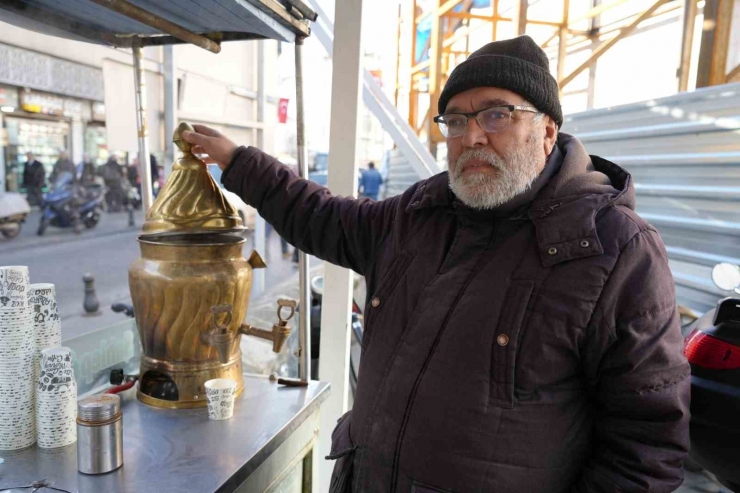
[450,148,503,172]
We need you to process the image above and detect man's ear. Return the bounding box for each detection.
[543,116,558,155]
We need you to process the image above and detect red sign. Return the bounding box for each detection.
[278,98,290,124]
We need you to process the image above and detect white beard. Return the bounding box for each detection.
[447,141,542,210]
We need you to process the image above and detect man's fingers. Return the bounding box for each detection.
[181,130,211,147]
[201,156,216,165]
[191,145,206,155]
[192,124,222,137]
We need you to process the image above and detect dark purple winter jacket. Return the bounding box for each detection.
[222,133,690,493]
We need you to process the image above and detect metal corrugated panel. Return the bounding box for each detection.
[566,83,740,313]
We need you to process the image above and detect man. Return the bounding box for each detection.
[183,35,689,493]
[79,154,97,185]
[50,150,76,184]
[358,162,383,200]
[100,156,125,212]
[22,152,45,206]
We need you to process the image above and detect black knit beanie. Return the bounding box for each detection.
[438,35,563,128]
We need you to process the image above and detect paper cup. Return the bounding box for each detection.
[204,378,237,420]
[0,266,30,311]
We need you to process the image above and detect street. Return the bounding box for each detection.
[0,209,309,340]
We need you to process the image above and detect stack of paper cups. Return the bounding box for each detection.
[0,266,36,450]
[29,284,62,382]
[36,347,77,448]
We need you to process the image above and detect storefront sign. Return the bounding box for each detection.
[0,85,19,110]
[20,90,64,116]
[63,99,84,119]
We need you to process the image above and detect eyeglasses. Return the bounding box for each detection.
[433,105,540,138]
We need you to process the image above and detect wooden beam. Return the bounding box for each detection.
[559,0,671,89]
[557,0,571,85]
[568,0,630,26]
[512,0,528,36]
[728,64,740,83]
[678,0,698,92]
[395,3,403,107]
[411,59,431,74]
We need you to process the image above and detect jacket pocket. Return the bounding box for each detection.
[490,280,535,409]
[362,250,415,351]
[326,411,356,493]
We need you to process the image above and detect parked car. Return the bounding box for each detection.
[207,165,256,229]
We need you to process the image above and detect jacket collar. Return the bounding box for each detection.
[406,133,635,267]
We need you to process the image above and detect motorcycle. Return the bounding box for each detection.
[309,275,364,393]
[682,262,740,491]
[0,192,30,240]
[38,172,104,236]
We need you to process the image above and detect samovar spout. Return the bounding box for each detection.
[239,299,296,353]
[201,304,237,364]
[202,300,296,361]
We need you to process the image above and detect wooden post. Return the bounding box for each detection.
[427,0,444,156]
[557,0,571,89]
[678,0,698,92]
[512,0,528,36]
[587,0,601,109]
[492,0,498,41]
[409,0,418,133]
[696,0,734,87]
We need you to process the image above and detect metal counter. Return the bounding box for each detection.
[0,376,330,493]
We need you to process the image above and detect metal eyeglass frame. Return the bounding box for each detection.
[433,105,540,138]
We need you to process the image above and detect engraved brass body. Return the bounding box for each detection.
[128,122,291,409]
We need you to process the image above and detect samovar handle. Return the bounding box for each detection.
[210,304,233,332]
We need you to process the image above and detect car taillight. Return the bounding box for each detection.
[684,329,740,370]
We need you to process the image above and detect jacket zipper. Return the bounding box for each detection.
[388,221,519,492]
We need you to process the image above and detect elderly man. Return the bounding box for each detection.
[183,35,689,493]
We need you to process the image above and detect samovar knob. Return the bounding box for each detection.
[276,299,297,323]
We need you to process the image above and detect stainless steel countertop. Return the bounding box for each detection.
[0,376,330,493]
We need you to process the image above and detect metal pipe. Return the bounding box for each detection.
[132,44,154,213]
[88,0,221,54]
[294,38,311,383]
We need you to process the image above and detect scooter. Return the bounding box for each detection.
[38,172,104,236]
[682,262,740,491]
[0,192,31,240]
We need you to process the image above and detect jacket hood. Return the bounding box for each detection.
[408,133,635,267]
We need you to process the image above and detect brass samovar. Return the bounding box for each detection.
[129,122,294,409]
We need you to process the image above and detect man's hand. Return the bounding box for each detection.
[181,124,239,171]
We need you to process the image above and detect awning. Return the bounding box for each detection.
[0,0,316,50]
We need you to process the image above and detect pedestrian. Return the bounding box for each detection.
[100,156,125,212]
[358,161,382,200]
[182,35,689,493]
[22,152,45,206]
[79,154,97,185]
[50,150,76,184]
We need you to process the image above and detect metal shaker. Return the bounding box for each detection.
[77,394,123,474]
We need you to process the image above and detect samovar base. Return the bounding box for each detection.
[137,353,244,409]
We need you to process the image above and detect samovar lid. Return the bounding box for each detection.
[142,122,244,236]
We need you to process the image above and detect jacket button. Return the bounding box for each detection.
[371,297,380,308]
[547,247,558,255]
[497,334,509,346]
[411,201,420,207]
[580,240,590,248]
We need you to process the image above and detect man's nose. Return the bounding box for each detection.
[461,118,488,148]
